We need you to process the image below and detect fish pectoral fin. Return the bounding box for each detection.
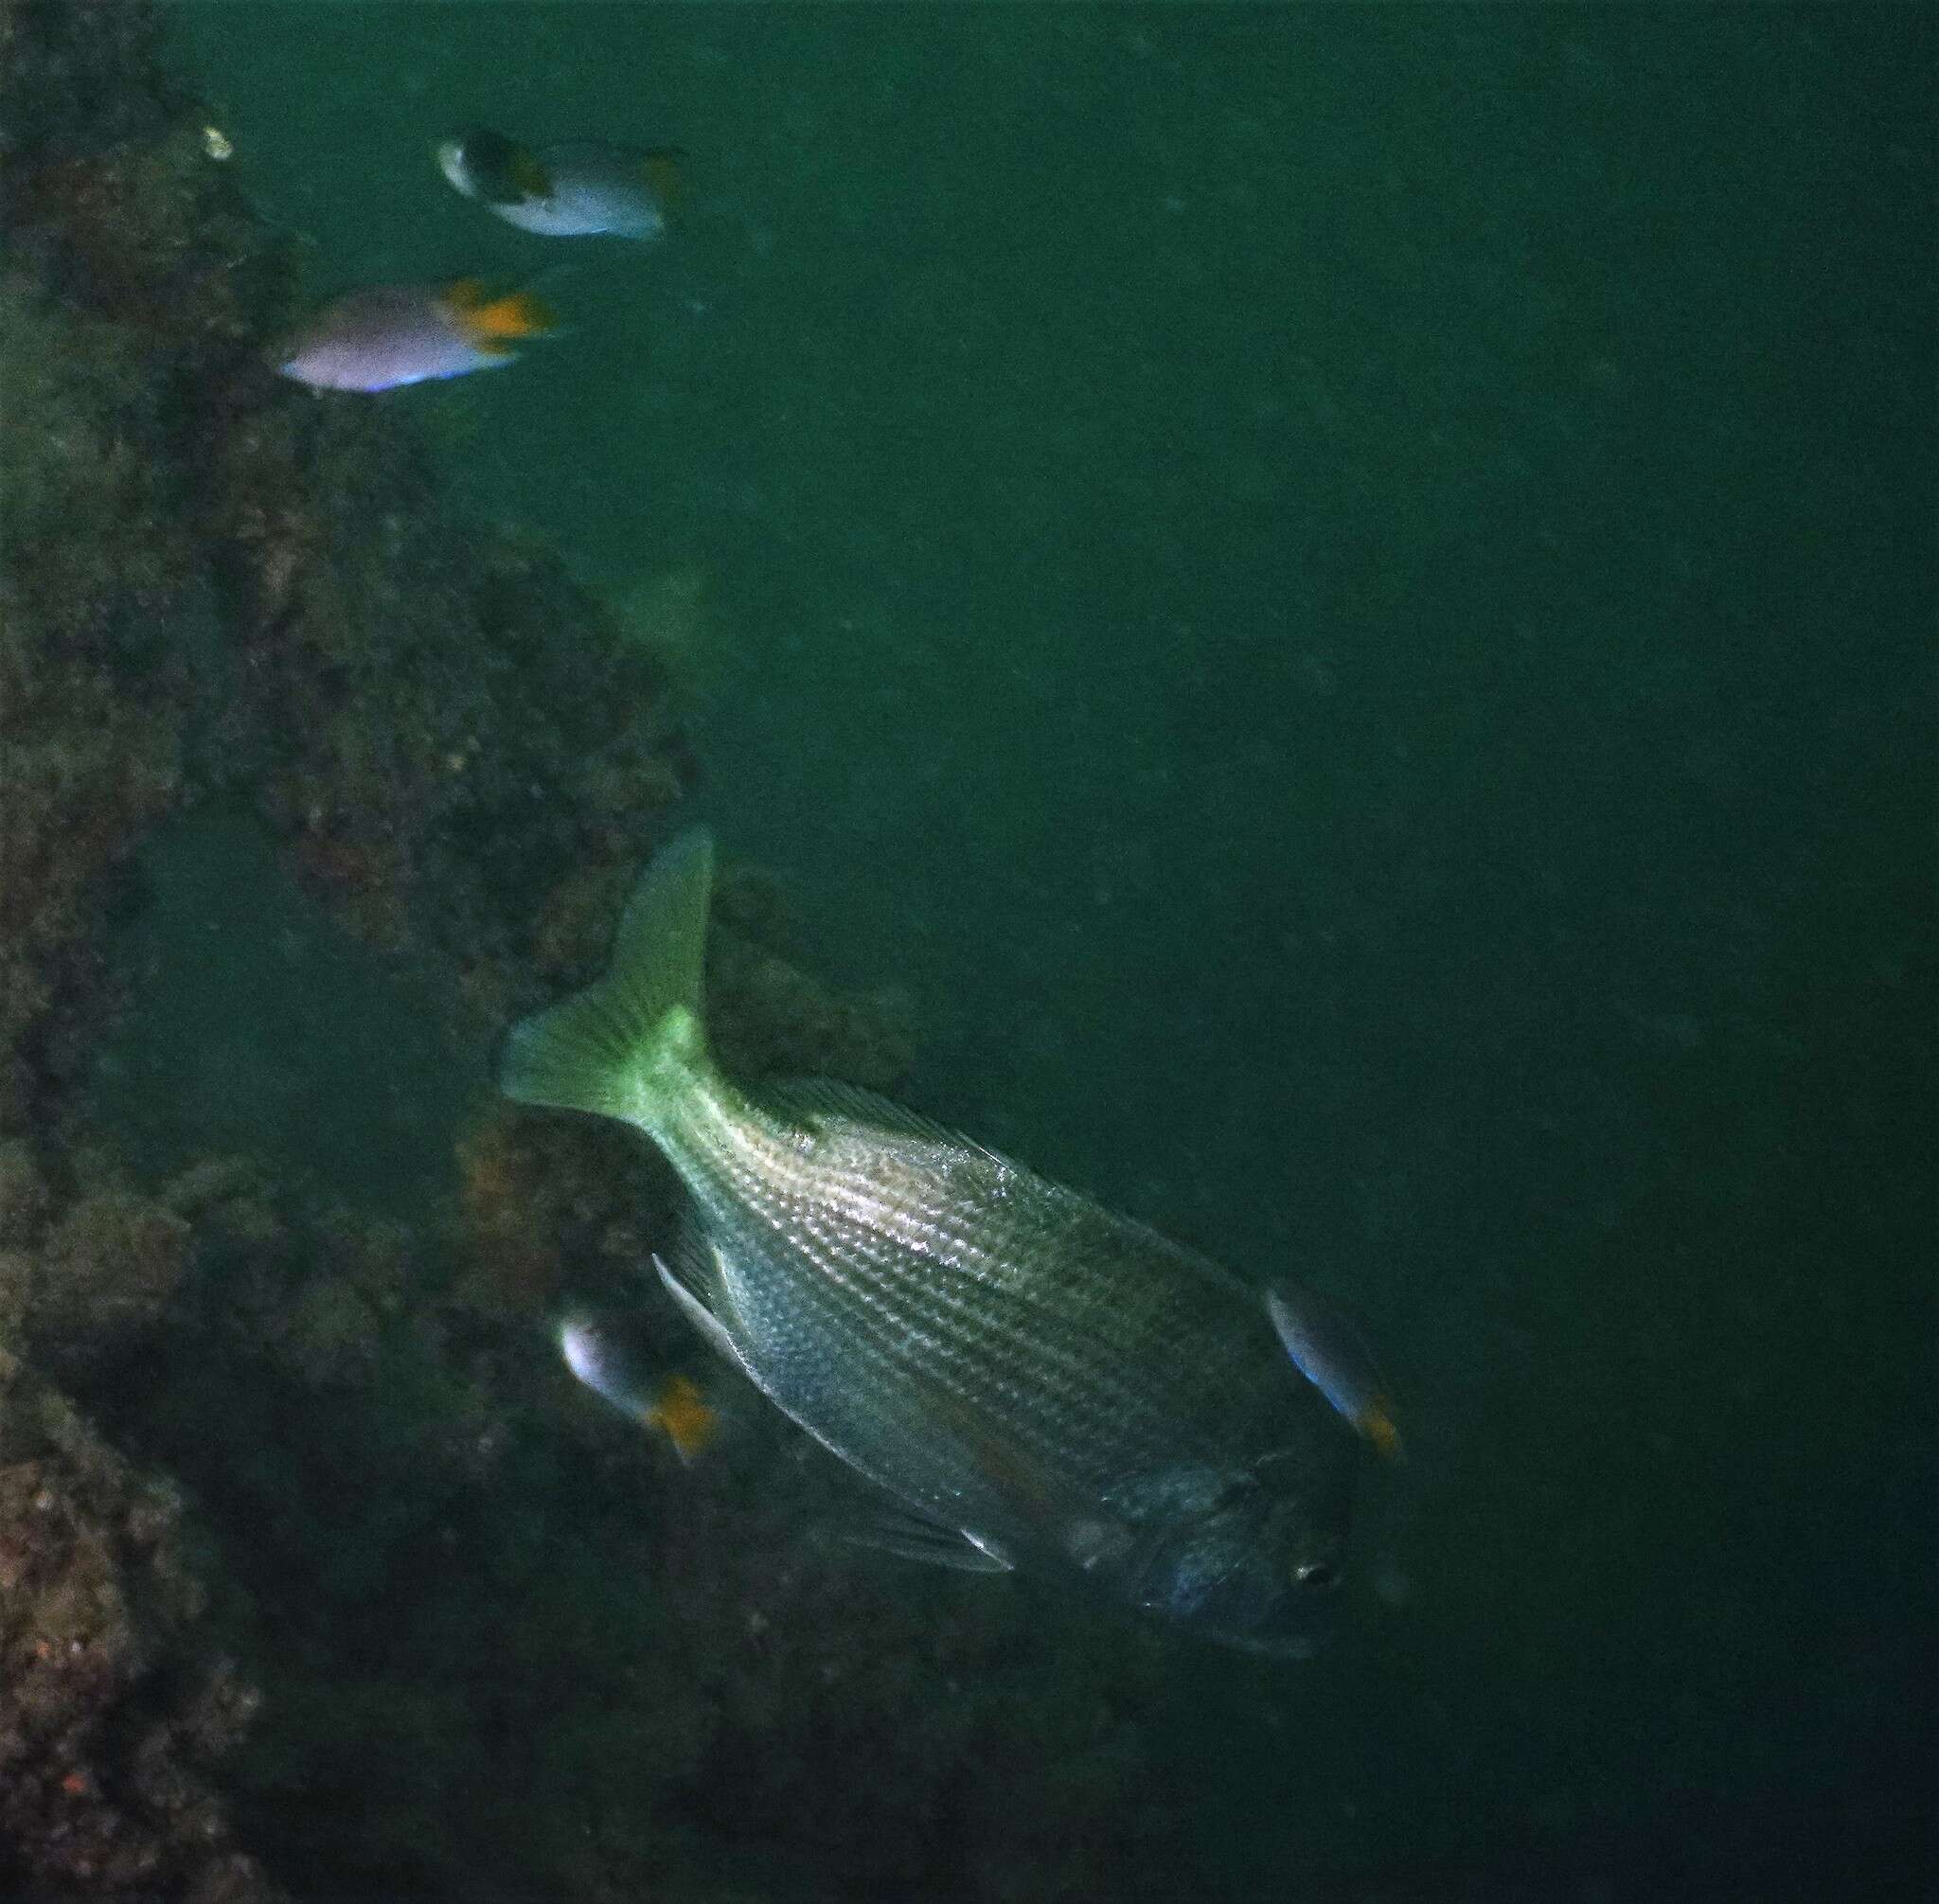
[507,150,554,203]
[837,1504,1016,1575]
[652,1236,751,1377]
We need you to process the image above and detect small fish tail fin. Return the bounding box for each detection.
[445,277,560,345]
[1361,1406,1405,1465]
[501,827,716,1125]
[645,1373,720,1465]
[640,146,686,205]
[475,287,559,342]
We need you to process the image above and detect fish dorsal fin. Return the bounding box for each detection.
[760,1078,1002,1162]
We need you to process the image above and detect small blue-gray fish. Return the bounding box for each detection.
[503,829,1394,1655]
[1265,1285,1404,1462]
[437,127,681,240]
[270,279,558,393]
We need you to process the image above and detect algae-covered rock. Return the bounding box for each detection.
[0,1350,284,1904]
[0,1,1180,1897]
[29,1182,192,1373]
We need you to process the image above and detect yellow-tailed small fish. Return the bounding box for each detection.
[437,126,683,240]
[504,828,1401,1656]
[1263,1285,1404,1462]
[559,1306,720,1464]
[270,279,557,393]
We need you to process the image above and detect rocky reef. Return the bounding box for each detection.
[0,5,1165,1900]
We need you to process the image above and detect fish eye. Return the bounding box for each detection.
[1293,1559,1339,1591]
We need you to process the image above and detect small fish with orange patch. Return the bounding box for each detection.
[559,1305,720,1464]
[269,278,559,393]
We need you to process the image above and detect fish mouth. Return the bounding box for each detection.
[1120,1462,1351,1651]
[1129,1525,1342,1658]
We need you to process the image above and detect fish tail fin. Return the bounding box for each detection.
[501,827,716,1126]
[446,277,560,345]
[1361,1406,1405,1465]
[645,1374,720,1465]
[641,146,686,206]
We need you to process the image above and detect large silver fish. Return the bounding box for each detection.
[503,829,1384,1655]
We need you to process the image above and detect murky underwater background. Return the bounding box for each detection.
[4,2,1930,1898]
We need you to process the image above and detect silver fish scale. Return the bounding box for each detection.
[668,1094,1299,1536]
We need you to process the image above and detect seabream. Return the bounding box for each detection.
[503,828,1380,1655]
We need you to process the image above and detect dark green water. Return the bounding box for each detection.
[158,4,1931,1897]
